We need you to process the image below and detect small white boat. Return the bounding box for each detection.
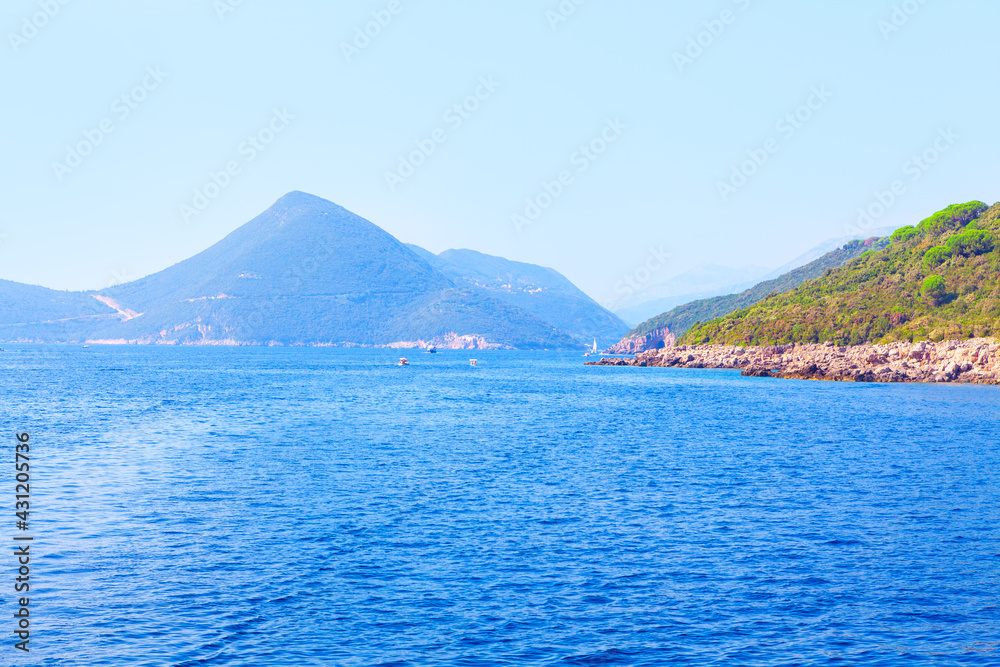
[398,358,409,366]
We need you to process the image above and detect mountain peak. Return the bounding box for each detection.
[262,191,347,223]
[273,190,335,207]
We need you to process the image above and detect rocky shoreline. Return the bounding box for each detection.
[588,338,1000,385]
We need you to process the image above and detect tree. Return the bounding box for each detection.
[891,226,919,244]
[922,275,947,306]
[945,229,995,257]
[916,201,988,236]
[922,245,951,270]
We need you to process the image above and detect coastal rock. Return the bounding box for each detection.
[605,327,676,355]
[587,338,1000,385]
[741,367,773,378]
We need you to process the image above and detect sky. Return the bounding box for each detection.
[3,0,1000,307]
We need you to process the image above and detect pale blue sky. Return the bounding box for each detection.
[3,0,999,304]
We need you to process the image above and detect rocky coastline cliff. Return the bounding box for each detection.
[604,327,676,354]
[589,338,1000,384]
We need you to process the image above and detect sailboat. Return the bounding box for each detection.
[583,338,599,357]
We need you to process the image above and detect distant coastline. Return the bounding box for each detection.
[3,336,509,351]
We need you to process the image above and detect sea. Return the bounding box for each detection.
[1,345,998,666]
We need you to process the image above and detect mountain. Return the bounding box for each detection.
[758,226,899,282]
[612,263,771,326]
[0,280,120,342]
[0,192,623,349]
[613,229,903,329]
[406,246,628,346]
[682,201,999,347]
[609,237,888,353]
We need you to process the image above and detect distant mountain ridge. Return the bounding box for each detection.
[0,192,627,349]
[407,246,626,344]
[611,228,901,327]
[608,237,890,354]
[611,263,771,326]
[756,226,900,283]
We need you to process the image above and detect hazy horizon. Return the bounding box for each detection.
[5,0,1000,305]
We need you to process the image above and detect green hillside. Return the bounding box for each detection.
[682,201,1000,346]
[625,239,884,341]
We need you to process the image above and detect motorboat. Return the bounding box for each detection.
[398,358,409,366]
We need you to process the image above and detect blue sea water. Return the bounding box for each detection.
[1,345,999,666]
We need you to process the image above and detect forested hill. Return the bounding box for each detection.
[682,201,999,346]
